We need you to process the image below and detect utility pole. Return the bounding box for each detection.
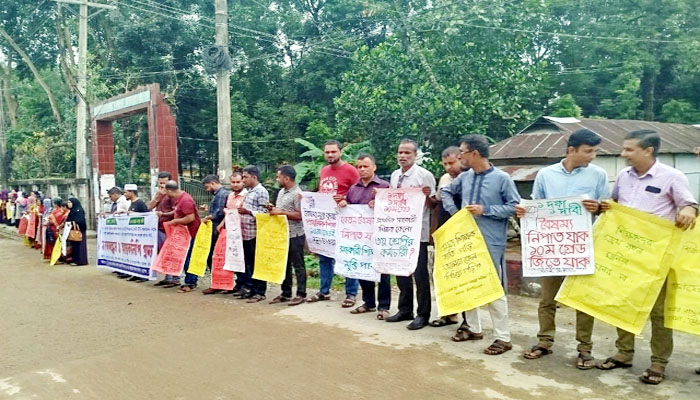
[215,0,232,181]
[0,90,7,188]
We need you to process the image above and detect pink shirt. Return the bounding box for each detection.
[225,188,247,210]
[612,160,697,221]
[319,163,360,196]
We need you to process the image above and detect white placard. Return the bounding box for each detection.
[520,196,594,277]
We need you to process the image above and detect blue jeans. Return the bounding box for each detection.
[183,238,198,286]
[318,254,359,296]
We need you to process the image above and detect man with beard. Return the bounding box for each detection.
[307,140,361,308]
[441,134,520,355]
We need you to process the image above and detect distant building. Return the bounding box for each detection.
[490,116,700,199]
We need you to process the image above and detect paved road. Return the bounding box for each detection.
[1,237,698,399]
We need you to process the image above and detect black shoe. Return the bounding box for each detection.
[385,312,414,323]
[406,316,429,330]
[127,276,141,281]
[117,273,130,279]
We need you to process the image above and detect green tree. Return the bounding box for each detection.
[548,94,582,118]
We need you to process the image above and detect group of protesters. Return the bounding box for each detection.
[5,128,698,386]
[1,189,88,266]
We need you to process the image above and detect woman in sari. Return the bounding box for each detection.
[44,198,66,260]
[64,197,88,266]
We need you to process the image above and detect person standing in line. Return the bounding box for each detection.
[236,165,270,303]
[338,154,392,320]
[268,165,307,306]
[216,171,248,295]
[125,184,149,213]
[385,139,437,330]
[150,172,178,287]
[107,187,130,214]
[122,184,150,282]
[63,197,89,266]
[595,130,697,385]
[164,180,201,293]
[441,134,520,355]
[429,146,464,328]
[307,140,361,307]
[201,175,229,271]
[515,129,609,369]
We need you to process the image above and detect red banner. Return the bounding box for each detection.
[210,229,234,290]
[26,213,37,239]
[150,222,191,276]
[17,216,28,236]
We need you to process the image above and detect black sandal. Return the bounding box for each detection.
[640,368,665,385]
[597,357,632,370]
[307,292,331,303]
[576,352,595,370]
[523,345,552,360]
[429,316,458,327]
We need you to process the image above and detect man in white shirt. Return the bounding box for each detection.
[385,139,436,330]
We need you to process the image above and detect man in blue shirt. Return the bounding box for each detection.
[202,174,229,273]
[441,134,521,355]
[515,129,608,369]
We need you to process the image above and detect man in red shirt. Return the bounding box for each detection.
[307,140,361,307]
[150,171,177,287]
[165,180,201,293]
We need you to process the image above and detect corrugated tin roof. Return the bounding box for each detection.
[490,117,700,160]
[498,165,545,181]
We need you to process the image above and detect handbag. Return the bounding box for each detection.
[68,222,83,242]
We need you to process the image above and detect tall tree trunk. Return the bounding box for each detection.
[56,5,79,99]
[0,65,18,128]
[0,26,63,123]
[642,68,657,121]
[128,120,143,180]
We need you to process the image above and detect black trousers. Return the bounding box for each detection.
[243,238,267,296]
[281,235,307,297]
[396,242,430,318]
[206,230,218,270]
[359,274,391,310]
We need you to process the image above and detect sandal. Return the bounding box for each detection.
[597,357,633,370]
[576,352,595,370]
[307,292,331,303]
[177,285,196,293]
[269,295,291,304]
[640,368,665,385]
[484,340,512,355]
[430,315,458,327]
[377,310,390,320]
[162,282,180,288]
[246,294,266,303]
[350,305,376,314]
[341,296,356,308]
[451,325,484,342]
[523,344,552,360]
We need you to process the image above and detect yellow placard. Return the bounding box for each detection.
[556,202,680,335]
[187,220,213,277]
[432,208,505,316]
[252,214,289,284]
[665,224,700,335]
[50,236,62,266]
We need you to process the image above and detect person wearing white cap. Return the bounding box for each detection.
[123,184,150,282]
[125,184,148,213]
